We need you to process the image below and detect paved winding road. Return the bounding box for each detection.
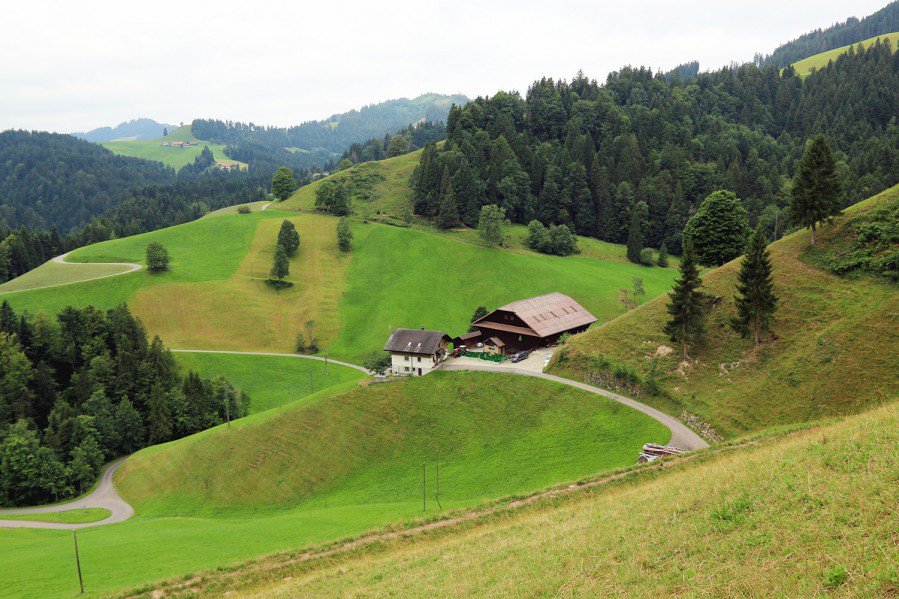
[440,362,708,450]
[0,351,705,529]
[0,458,134,530]
[0,251,142,296]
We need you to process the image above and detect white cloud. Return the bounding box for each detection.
[0,0,888,132]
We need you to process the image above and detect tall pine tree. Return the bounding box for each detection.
[436,167,460,229]
[732,228,777,345]
[791,135,842,245]
[664,242,706,360]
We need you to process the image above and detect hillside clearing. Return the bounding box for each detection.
[0,258,134,294]
[101,126,245,171]
[791,31,899,77]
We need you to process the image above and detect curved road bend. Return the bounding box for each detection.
[440,362,708,451]
[0,252,142,296]
[0,458,134,530]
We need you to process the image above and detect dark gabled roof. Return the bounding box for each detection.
[488,336,505,347]
[455,330,482,342]
[473,292,597,338]
[384,328,450,355]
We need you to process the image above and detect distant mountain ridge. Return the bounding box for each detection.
[73,118,178,142]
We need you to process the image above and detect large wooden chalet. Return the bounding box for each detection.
[456,292,596,354]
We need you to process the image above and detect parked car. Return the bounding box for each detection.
[510,350,531,363]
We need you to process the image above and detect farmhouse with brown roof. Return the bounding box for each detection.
[458,292,596,355]
[383,328,451,376]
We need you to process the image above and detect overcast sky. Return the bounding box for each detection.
[0,0,889,133]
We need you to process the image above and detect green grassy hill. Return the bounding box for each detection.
[0,372,667,597]
[550,185,899,438]
[791,32,899,77]
[101,125,244,170]
[3,204,676,363]
[192,400,898,598]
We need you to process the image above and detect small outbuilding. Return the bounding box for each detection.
[384,328,451,376]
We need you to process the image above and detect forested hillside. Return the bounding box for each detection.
[193,93,467,171]
[758,1,898,67]
[0,131,174,232]
[412,41,898,253]
[73,118,177,142]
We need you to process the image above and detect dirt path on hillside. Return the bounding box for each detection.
[0,458,134,529]
[171,349,370,374]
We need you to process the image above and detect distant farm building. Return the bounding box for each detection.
[456,292,596,355]
[384,328,451,376]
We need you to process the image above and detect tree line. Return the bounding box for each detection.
[0,301,248,506]
[410,40,898,255]
[338,121,446,168]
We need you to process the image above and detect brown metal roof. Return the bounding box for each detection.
[384,328,450,355]
[475,292,596,338]
[488,336,505,347]
[470,321,536,337]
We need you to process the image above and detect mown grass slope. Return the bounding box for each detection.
[0,508,110,524]
[0,372,667,598]
[5,207,675,361]
[222,401,898,598]
[173,352,365,414]
[101,125,243,170]
[551,185,899,437]
[791,32,899,77]
[0,259,132,294]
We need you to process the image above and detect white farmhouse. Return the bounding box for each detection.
[383,328,450,376]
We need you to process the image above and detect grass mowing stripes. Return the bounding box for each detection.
[0,371,666,598]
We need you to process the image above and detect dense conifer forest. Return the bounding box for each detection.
[0,301,248,505]
[412,41,899,252]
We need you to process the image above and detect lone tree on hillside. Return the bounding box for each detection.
[657,243,669,267]
[145,242,169,272]
[315,179,352,215]
[337,217,353,251]
[477,204,509,247]
[272,166,298,201]
[626,201,648,264]
[683,190,749,266]
[386,134,410,157]
[664,242,706,360]
[277,220,300,255]
[791,135,842,245]
[732,228,778,345]
[269,245,290,282]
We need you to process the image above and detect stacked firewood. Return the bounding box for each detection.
[638,443,686,463]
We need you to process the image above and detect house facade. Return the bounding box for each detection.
[458,292,597,354]
[383,328,451,376]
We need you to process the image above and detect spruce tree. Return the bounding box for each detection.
[269,245,290,281]
[436,167,460,229]
[791,135,842,245]
[664,242,706,360]
[732,228,777,345]
[626,201,647,264]
[657,243,669,267]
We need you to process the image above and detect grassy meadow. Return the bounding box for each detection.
[4,206,676,362]
[791,32,899,77]
[173,351,365,414]
[216,401,899,598]
[101,126,244,170]
[551,185,899,437]
[0,259,133,294]
[0,372,667,597]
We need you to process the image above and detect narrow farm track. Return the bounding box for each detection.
[171,349,370,374]
[0,251,142,295]
[0,459,133,529]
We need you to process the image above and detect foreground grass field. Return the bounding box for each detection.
[0,372,667,597]
[4,206,675,362]
[101,126,244,171]
[208,401,898,598]
[551,185,899,438]
[791,32,899,77]
[173,351,365,414]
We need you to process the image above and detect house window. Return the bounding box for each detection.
[404,356,409,361]
[417,357,421,363]
[404,366,410,372]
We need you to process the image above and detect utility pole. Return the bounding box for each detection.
[435,454,443,511]
[73,530,84,594]
[422,462,426,512]
[325,351,329,376]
